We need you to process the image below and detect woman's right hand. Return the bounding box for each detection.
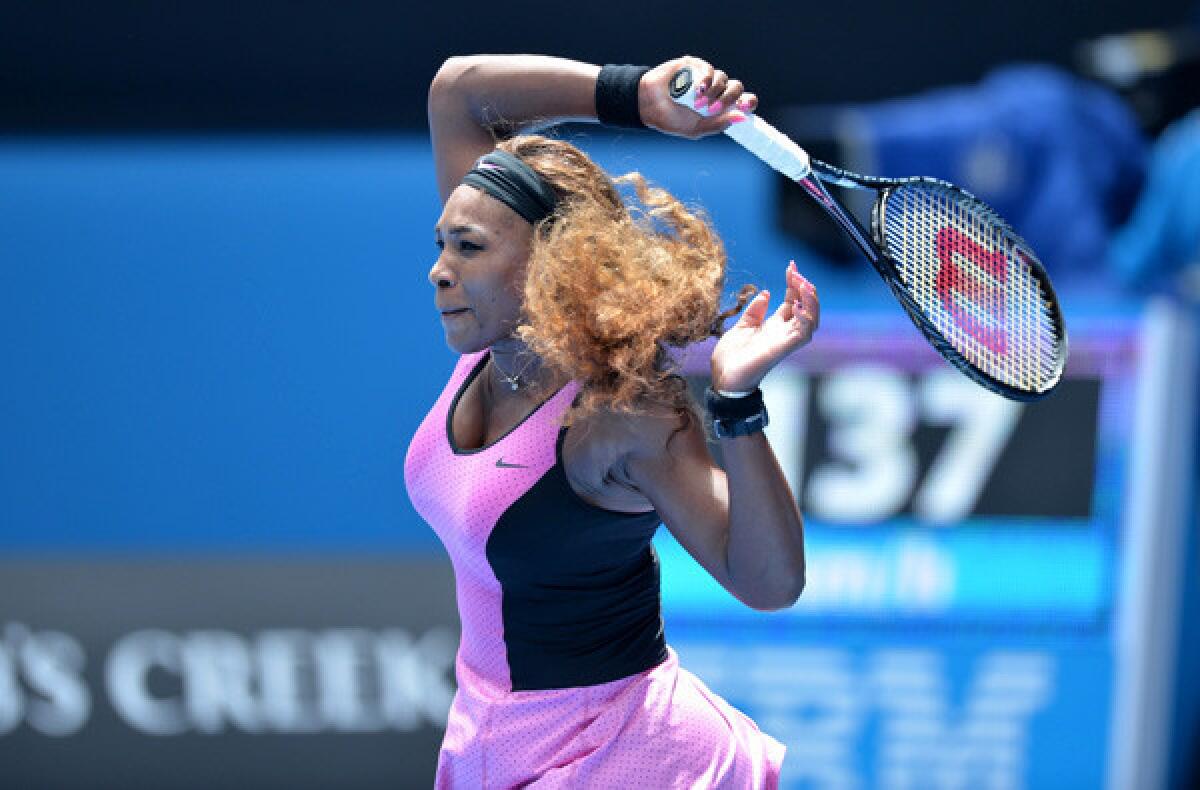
[638,55,758,140]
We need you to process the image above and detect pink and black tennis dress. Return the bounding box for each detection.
[405,349,786,788]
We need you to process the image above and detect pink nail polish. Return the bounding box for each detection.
[694,96,709,109]
[709,100,724,114]
[728,111,747,123]
[736,100,751,111]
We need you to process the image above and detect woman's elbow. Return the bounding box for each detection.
[430,56,477,103]
[742,569,806,612]
[771,573,807,611]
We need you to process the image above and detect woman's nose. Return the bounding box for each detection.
[428,255,457,289]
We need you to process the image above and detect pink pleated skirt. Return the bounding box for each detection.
[435,646,785,789]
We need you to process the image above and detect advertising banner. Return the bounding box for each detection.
[1,560,458,789]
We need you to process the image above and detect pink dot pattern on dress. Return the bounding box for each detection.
[405,350,786,788]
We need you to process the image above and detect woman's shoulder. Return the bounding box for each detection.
[590,385,700,459]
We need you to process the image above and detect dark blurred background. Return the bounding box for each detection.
[0,0,1193,132]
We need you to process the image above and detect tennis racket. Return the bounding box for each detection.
[669,67,1068,401]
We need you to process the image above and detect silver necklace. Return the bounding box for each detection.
[491,351,536,391]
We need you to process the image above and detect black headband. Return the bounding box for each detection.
[461,149,559,225]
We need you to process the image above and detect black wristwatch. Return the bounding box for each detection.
[705,387,769,439]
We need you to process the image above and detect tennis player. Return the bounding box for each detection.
[405,54,818,788]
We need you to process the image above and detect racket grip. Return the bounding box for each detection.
[668,67,811,180]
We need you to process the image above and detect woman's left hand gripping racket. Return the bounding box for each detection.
[669,67,1068,401]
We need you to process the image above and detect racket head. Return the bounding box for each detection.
[869,178,1068,401]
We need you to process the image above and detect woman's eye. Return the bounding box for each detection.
[459,241,482,252]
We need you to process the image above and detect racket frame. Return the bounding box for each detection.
[668,67,1068,401]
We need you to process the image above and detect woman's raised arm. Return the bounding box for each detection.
[427,55,599,202]
[427,54,757,203]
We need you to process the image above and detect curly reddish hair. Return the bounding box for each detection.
[496,134,756,432]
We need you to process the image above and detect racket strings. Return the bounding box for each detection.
[878,184,1063,394]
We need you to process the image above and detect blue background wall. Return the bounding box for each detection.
[0,134,885,554]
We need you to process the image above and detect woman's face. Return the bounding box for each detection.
[429,184,535,353]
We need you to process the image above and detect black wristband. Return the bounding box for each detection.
[704,386,765,419]
[705,387,769,439]
[595,64,651,128]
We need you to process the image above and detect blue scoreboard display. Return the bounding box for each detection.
[660,307,1192,789]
